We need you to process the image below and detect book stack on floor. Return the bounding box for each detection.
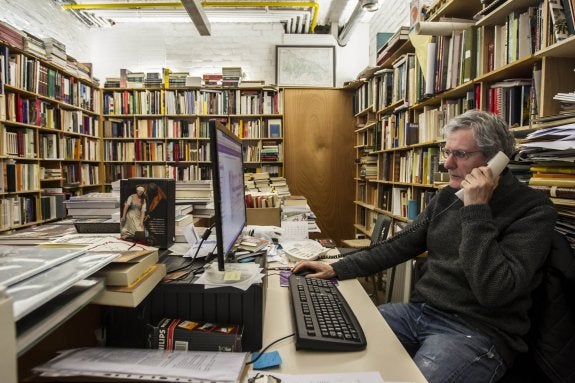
[64,192,120,219]
[92,246,165,308]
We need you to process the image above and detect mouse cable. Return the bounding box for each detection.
[245,333,295,366]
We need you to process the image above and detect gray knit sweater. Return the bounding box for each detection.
[332,170,557,365]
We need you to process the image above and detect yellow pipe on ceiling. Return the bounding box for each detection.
[62,1,319,32]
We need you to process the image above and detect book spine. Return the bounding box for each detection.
[529,184,575,199]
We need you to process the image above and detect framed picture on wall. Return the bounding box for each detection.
[276,45,336,87]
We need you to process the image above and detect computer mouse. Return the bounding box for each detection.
[293,267,314,277]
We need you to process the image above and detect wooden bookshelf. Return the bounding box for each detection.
[349,0,575,301]
[101,85,284,184]
[0,41,102,232]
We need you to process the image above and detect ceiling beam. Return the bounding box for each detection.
[181,0,211,35]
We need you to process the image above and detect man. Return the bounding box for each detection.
[293,110,557,383]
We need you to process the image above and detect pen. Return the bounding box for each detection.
[267,266,292,271]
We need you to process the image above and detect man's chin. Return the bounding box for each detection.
[449,180,462,189]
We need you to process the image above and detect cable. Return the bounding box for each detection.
[338,193,462,258]
[166,223,215,275]
[245,333,295,366]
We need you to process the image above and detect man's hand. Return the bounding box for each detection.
[291,260,336,279]
[460,166,500,205]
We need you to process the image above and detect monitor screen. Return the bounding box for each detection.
[209,120,246,271]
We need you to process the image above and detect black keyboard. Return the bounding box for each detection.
[288,274,367,351]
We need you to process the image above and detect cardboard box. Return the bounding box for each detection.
[148,318,243,352]
[246,207,280,226]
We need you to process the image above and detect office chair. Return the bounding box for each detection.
[338,214,392,304]
[498,230,575,383]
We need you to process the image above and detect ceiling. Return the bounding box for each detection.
[53,0,379,35]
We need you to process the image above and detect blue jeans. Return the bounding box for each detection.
[378,302,507,383]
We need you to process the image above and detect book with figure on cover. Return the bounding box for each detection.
[120,178,175,249]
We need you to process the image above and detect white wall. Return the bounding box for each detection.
[0,0,407,86]
[368,0,410,66]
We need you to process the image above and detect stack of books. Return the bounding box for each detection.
[104,77,121,88]
[23,32,46,58]
[42,37,68,69]
[175,180,213,203]
[144,72,163,87]
[261,141,281,162]
[126,72,145,88]
[202,73,223,87]
[168,72,188,88]
[174,204,195,242]
[250,172,272,193]
[222,66,242,87]
[64,192,120,219]
[92,245,165,308]
[0,20,24,49]
[270,176,290,197]
[376,26,409,66]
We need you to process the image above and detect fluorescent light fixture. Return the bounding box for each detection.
[181,0,211,35]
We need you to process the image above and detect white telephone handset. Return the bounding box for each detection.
[455,151,510,200]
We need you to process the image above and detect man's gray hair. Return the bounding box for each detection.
[443,110,515,160]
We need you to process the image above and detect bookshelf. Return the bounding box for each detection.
[101,85,284,184]
[349,0,575,300]
[0,40,102,232]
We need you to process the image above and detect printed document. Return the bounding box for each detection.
[34,347,248,383]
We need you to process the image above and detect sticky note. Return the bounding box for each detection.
[252,350,282,369]
[223,271,242,281]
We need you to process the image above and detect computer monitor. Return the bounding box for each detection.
[209,120,247,271]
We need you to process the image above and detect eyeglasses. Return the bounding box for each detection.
[440,148,483,161]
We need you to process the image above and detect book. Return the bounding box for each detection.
[175,213,195,229]
[315,238,336,248]
[282,195,308,206]
[120,178,175,249]
[529,177,575,187]
[66,207,120,217]
[267,119,282,138]
[549,0,571,42]
[91,263,166,307]
[93,249,159,286]
[148,318,243,352]
[0,222,76,245]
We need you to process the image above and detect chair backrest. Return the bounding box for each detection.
[500,230,575,382]
[370,215,392,246]
[528,230,575,382]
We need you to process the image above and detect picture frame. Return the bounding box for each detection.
[276,45,336,87]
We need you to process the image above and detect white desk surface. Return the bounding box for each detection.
[244,272,428,382]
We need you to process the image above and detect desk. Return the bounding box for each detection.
[247,272,428,382]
